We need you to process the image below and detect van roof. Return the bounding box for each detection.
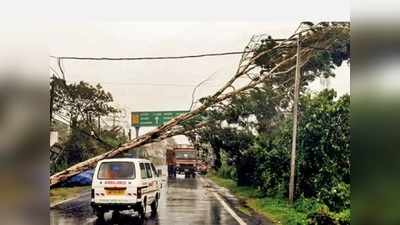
[98,158,151,163]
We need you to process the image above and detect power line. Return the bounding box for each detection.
[49,40,299,62]
[49,38,328,62]
[49,50,253,61]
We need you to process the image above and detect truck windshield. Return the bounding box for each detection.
[97,162,136,180]
[175,151,196,159]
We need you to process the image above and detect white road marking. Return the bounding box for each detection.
[212,191,247,225]
[198,177,247,225]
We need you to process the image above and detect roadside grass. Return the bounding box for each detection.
[238,205,252,216]
[50,186,91,205]
[207,175,308,225]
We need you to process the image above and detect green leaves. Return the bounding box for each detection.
[50,77,124,174]
[51,77,119,121]
[255,90,350,210]
[194,88,350,213]
[187,23,350,216]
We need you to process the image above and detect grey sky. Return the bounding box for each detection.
[49,22,350,138]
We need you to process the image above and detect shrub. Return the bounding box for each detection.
[317,182,350,212]
[217,163,236,180]
[252,90,350,211]
[217,152,237,180]
[307,207,337,225]
[307,206,350,225]
[294,197,326,213]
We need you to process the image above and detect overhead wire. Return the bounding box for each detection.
[49,39,293,62]
[49,50,253,61]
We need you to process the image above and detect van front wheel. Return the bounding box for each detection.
[138,201,147,220]
[151,197,158,216]
[95,210,104,220]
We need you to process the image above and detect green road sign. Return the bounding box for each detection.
[131,111,188,127]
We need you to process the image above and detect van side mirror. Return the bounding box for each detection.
[157,169,162,177]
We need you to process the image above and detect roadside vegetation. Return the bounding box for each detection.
[50,79,128,175]
[185,33,350,225]
[202,89,350,225]
[50,186,91,205]
[208,174,308,225]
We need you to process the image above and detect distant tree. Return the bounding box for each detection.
[50,78,123,174]
[51,77,119,131]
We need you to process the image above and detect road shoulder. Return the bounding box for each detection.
[200,176,274,225]
[50,186,91,209]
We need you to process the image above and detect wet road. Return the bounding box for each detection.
[50,175,243,225]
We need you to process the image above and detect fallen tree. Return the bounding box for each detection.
[50,22,350,187]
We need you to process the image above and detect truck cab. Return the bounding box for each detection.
[167,145,197,178]
[175,148,196,178]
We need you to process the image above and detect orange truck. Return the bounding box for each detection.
[166,146,197,178]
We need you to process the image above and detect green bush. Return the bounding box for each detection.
[333,209,350,225]
[250,130,291,197]
[317,182,350,212]
[307,206,350,225]
[307,207,337,225]
[216,152,237,179]
[252,90,350,211]
[294,197,325,213]
[211,90,350,221]
[217,162,237,180]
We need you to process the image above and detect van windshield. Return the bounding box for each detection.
[97,162,136,180]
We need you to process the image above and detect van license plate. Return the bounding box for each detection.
[106,190,125,195]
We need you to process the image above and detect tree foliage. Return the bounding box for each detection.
[193,89,350,215]
[51,77,118,128]
[50,78,125,174]
[185,25,350,222]
[253,90,350,210]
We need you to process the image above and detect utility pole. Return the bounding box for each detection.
[289,35,302,203]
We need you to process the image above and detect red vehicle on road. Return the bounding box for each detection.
[167,145,197,178]
[197,161,208,175]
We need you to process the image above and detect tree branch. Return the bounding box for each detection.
[49,22,349,187]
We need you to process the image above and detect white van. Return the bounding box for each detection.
[91,158,161,220]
